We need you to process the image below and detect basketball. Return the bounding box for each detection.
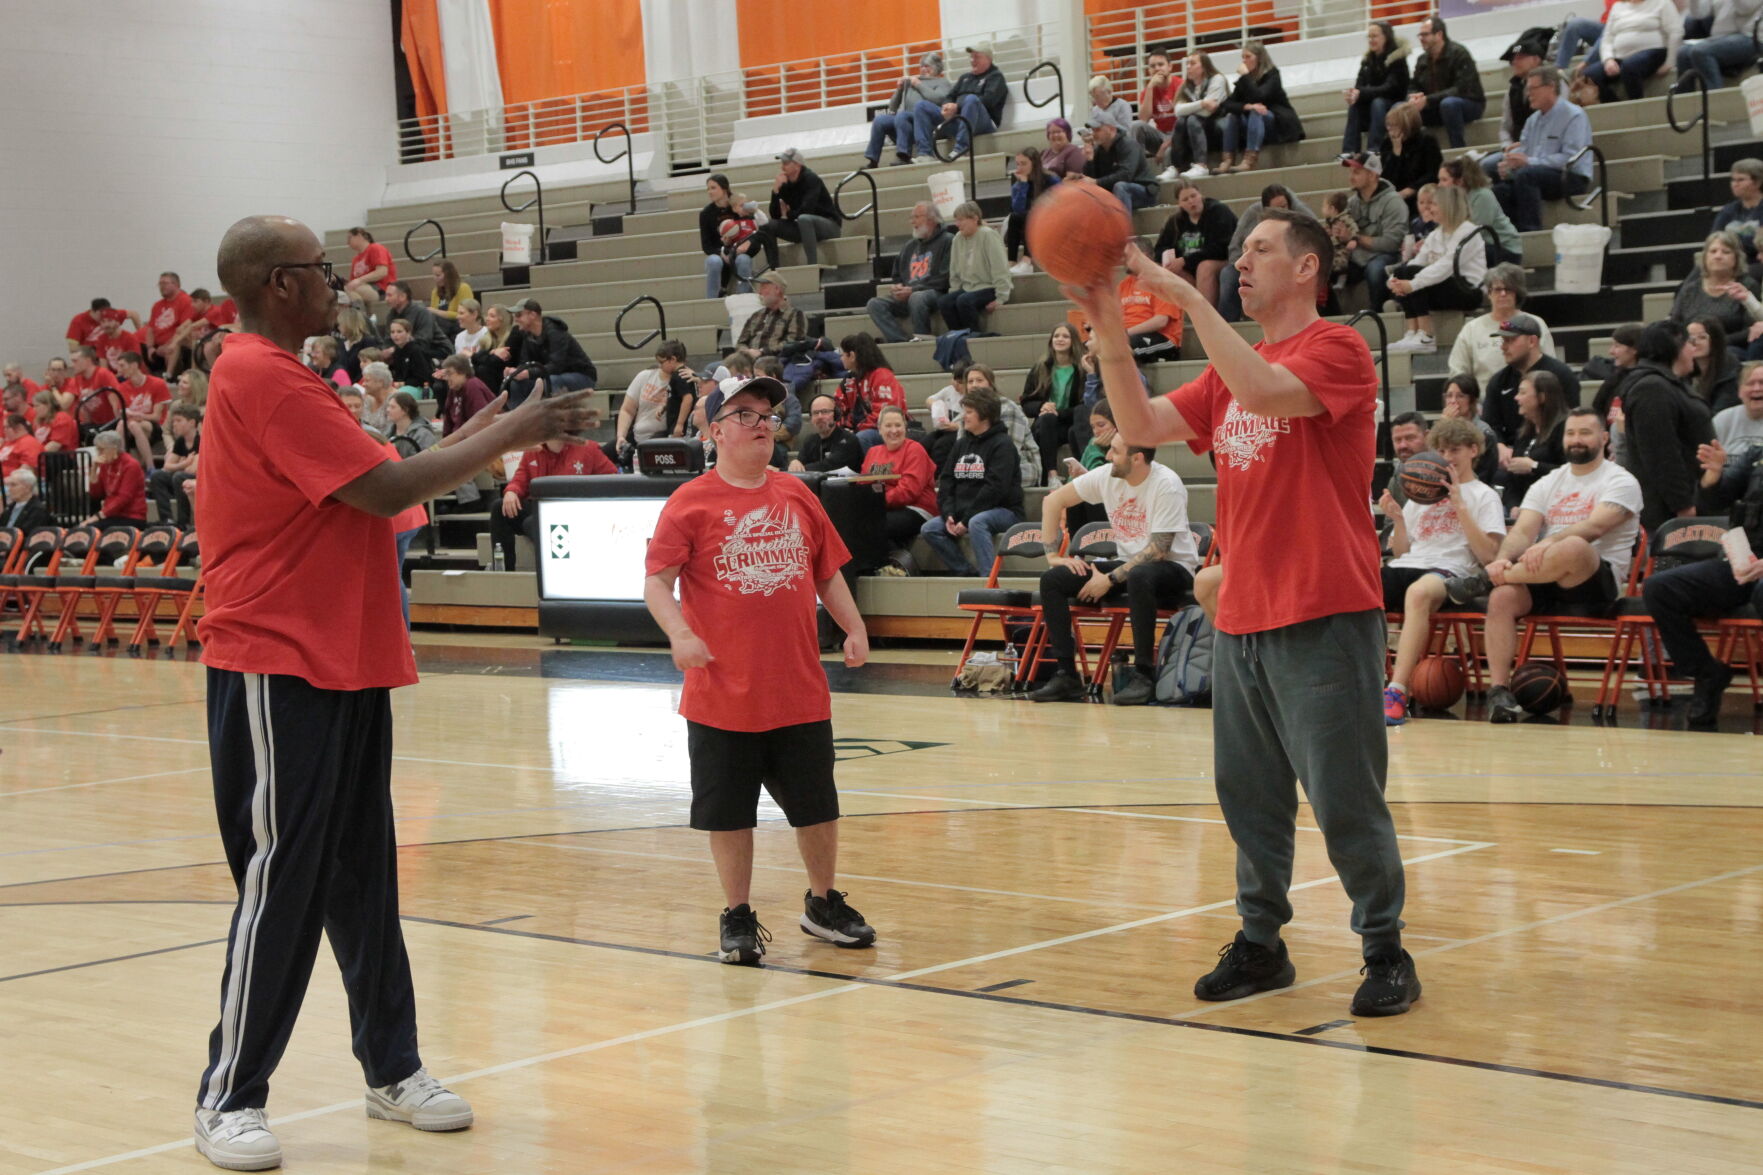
[1025,182,1134,287]
[1410,656,1466,710]
[1511,661,1571,715]
[1398,451,1453,504]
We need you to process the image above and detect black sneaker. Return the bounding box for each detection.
[1442,569,1492,606]
[719,904,770,965]
[890,153,913,167]
[859,156,877,170]
[1688,664,1735,728]
[1351,948,1421,1016]
[1487,684,1523,724]
[801,889,877,948]
[1110,665,1156,706]
[1193,932,1296,1001]
[1028,669,1088,703]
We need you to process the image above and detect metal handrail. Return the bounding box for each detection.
[500,170,547,265]
[929,115,978,197]
[614,295,666,352]
[834,169,883,279]
[594,121,637,215]
[1566,143,1608,228]
[1345,308,1392,455]
[1024,60,1065,115]
[403,218,447,264]
[1665,73,1713,207]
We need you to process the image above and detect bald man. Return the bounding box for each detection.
[190,215,595,1171]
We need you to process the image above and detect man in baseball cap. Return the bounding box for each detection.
[911,38,1008,158]
[750,147,842,271]
[1498,31,1550,149]
[1341,149,1405,311]
[1485,313,1582,445]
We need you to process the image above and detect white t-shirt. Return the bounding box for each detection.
[624,368,673,441]
[1519,459,1644,584]
[454,325,489,355]
[1712,405,1763,454]
[1391,479,1505,577]
[1071,462,1200,569]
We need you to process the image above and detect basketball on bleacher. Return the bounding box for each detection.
[1398,451,1453,504]
[1025,182,1133,287]
[1511,661,1570,715]
[1410,656,1466,710]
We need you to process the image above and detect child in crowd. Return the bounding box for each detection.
[1321,191,1361,286]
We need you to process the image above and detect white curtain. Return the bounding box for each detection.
[438,0,504,156]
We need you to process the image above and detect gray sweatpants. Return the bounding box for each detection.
[1212,608,1405,957]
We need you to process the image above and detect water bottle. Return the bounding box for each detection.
[491,542,504,572]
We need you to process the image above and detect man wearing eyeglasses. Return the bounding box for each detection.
[189,214,597,1171]
[644,375,876,968]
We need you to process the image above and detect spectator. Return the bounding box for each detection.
[1447,263,1558,385]
[1343,152,1407,311]
[82,430,147,527]
[1670,230,1763,347]
[1069,397,1118,476]
[864,51,950,169]
[700,173,758,299]
[2,466,52,532]
[1387,184,1487,354]
[1441,374,1503,484]
[1041,118,1087,179]
[1588,323,1645,462]
[385,390,438,457]
[1136,50,1182,178]
[1623,320,1716,529]
[65,297,139,356]
[334,305,381,382]
[965,364,1041,488]
[860,404,939,550]
[1087,74,1134,133]
[191,287,239,332]
[922,362,968,468]
[1153,179,1237,307]
[94,316,143,371]
[1081,110,1157,213]
[751,148,843,270]
[1380,103,1442,218]
[911,43,1008,159]
[115,351,172,471]
[452,300,489,356]
[142,272,195,375]
[1445,408,1642,722]
[494,437,617,570]
[1029,432,1201,704]
[4,363,40,401]
[69,346,125,430]
[1379,416,1506,725]
[1111,266,1185,364]
[507,298,597,406]
[1556,3,1615,69]
[1484,314,1581,447]
[1578,0,1680,102]
[31,391,77,452]
[175,368,209,411]
[1343,21,1411,156]
[1497,30,1551,155]
[337,386,366,423]
[1712,360,1763,449]
[360,362,398,433]
[1407,15,1486,148]
[735,274,809,360]
[41,357,75,410]
[919,385,1022,575]
[427,260,472,321]
[1172,51,1231,177]
[344,226,395,307]
[307,335,350,388]
[866,202,951,344]
[1687,316,1741,409]
[835,333,908,449]
[1,415,44,482]
[1486,66,1595,234]
[1384,411,1430,507]
[384,281,452,362]
[150,403,201,526]
[790,393,865,473]
[1320,192,1361,299]
[607,339,698,465]
[1439,155,1522,266]
[1006,148,1059,275]
[1502,369,1572,514]
[1021,324,1087,485]
[1218,40,1302,174]
[474,303,517,390]
[1676,0,1763,91]
[1218,185,1313,321]
[940,202,1012,332]
[1712,158,1763,271]
[383,320,434,389]
[435,354,497,438]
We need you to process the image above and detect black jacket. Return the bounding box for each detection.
[771,167,840,224]
[515,315,597,384]
[1624,359,1716,531]
[1485,355,1581,446]
[1502,417,1566,515]
[1411,41,1485,106]
[1383,134,1442,207]
[2,499,54,534]
[1222,68,1304,144]
[1085,130,1155,188]
[1152,198,1238,268]
[699,201,750,255]
[386,341,433,388]
[1353,41,1411,103]
[1699,441,1763,548]
[1698,361,1740,415]
[937,422,1022,521]
[949,64,1009,124]
[1587,357,1635,427]
[798,426,864,473]
[392,301,452,362]
[1501,74,1535,146]
[1020,363,1083,428]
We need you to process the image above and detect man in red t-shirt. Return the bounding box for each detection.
[65,297,138,355]
[493,437,617,570]
[1136,50,1181,177]
[643,375,876,967]
[1064,213,1417,1018]
[1,415,44,480]
[187,213,596,1171]
[144,272,195,375]
[68,347,125,430]
[115,351,172,470]
[344,226,396,308]
[82,431,148,526]
[95,316,142,369]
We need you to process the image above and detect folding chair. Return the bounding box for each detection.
[128,528,195,655]
[0,527,25,614]
[6,526,84,647]
[951,521,1056,688]
[90,524,178,652]
[47,525,137,651]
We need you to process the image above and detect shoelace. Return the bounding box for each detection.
[209,1108,271,1141]
[394,1068,450,1107]
[1217,937,1266,966]
[1358,955,1404,980]
[730,911,773,944]
[821,890,865,924]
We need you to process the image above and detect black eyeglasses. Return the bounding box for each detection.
[269,261,344,292]
[714,409,782,430]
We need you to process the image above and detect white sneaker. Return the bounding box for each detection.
[1157,165,1181,182]
[1045,472,1063,490]
[365,1067,473,1132]
[194,1108,282,1172]
[1008,258,1035,276]
[909,334,937,343]
[1181,163,1210,178]
[1387,331,1436,354]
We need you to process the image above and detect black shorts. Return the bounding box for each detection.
[686,718,839,831]
[1381,565,1447,613]
[1525,560,1620,613]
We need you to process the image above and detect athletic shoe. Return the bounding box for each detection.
[1387,331,1435,354]
[1351,948,1422,1016]
[365,1067,473,1131]
[909,334,937,343]
[859,156,877,171]
[1181,163,1210,178]
[1487,684,1523,724]
[1111,665,1156,706]
[1383,684,1409,726]
[1028,669,1088,703]
[1008,258,1036,276]
[193,1108,282,1171]
[719,904,771,965]
[1442,568,1492,606]
[1157,165,1182,182]
[1688,664,1735,727]
[890,154,914,167]
[802,888,877,947]
[1193,931,1296,1001]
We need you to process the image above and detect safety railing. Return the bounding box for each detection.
[1566,143,1609,229]
[614,295,666,351]
[595,122,637,215]
[500,170,547,265]
[1024,59,1066,116]
[1345,308,1392,454]
[397,84,652,163]
[834,169,883,279]
[403,218,447,264]
[929,116,979,198]
[1666,73,1714,207]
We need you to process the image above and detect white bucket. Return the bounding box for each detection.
[1745,74,1763,137]
[927,170,966,221]
[1551,223,1611,295]
[724,291,762,340]
[501,222,536,265]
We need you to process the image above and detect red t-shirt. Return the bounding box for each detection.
[1141,79,1179,132]
[35,411,78,450]
[1119,275,1183,348]
[351,243,396,290]
[0,432,42,478]
[95,329,142,369]
[197,332,415,691]
[508,442,616,499]
[66,308,129,349]
[860,438,938,514]
[1167,318,1381,635]
[92,454,148,520]
[123,374,172,421]
[205,300,239,329]
[147,291,194,345]
[645,470,850,732]
[71,368,123,426]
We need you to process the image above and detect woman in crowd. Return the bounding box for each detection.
[1342,21,1409,156]
[1152,179,1237,307]
[1440,374,1502,484]
[836,333,909,449]
[334,305,380,383]
[1447,263,1559,386]
[1172,50,1230,178]
[472,303,516,390]
[1439,155,1521,266]
[940,202,1012,332]
[307,336,348,386]
[427,259,473,321]
[1087,75,1133,130]
[1381,103,1442,219]
[1218,41,1302,174]
[453,299,490,355]
[173,368,208,411]
[1671,230,1763,353]
[385,390,438,455]
[1005,147,1058,276]
[963,363,1041,487]
[1502,369,1571,515]
[384,319,433,388]
[699,173,756,300]
[860,404,940,551]
[1686,316,1740,410]
[1387,184,1487,354]
[1040,118,1087,178]
[1622,319,1714,530]
[1020,324,1086,486]
[1578,0,1680,103]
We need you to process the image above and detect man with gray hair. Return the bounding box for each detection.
[82,430,147,527]
[864,52,950,169]
[866,202,952,342]
[3,465,53,532]
[359,361,396,434]
[1081,109,1157,213]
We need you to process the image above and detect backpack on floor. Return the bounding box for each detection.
[1154,604,1214,705]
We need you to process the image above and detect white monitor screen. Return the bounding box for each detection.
[536,496,670,602]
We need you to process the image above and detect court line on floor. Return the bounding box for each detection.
[0,766,210,799]
[1,936,227,984]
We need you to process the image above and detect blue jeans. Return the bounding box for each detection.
[866,290,939,341]
[1362,253,1394,312]
[1109,181,1154,214]
[705,251,752,300]
[920,507,1021,575]
[507,368,591,408]
[1555,18,1604,68]
[1584,46,1666,101]
[1222,111,1271,154]
[394,527,419,628]
[1342,97,1393,154]
[1494,165,1589,233]
[1678,34,1757,90]
[857,428,882,450]
[939,287,996,332]
[867,110,908,161]
[1176,114,1215,165]
[1419,95,1484,148]
[911,93,997,156]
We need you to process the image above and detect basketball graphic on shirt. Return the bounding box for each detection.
[713,505,810,596]
[1546,490,1595,529]
[1212,401,1292,471]
[1111,497,1148,545]
[1409,501,1461,543]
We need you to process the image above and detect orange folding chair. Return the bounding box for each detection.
[6,526,85,647]
[48,525,137,651]
[952,521,1057,689]
[89,524,179,652]
[126,527,193,654]
[1517,529,1648,714]
[152,531,205,654]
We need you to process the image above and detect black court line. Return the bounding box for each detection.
[1294,1019,1355,1036]
[0,698,204,727]
[0,936,227,983]
[479,915,534,926]
[974,979,1034,993]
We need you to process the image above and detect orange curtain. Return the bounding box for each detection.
[735,0,939,68]
[401,0,448,158]
[490,0,647,147]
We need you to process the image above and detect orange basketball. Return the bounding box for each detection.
[1026,182,1134,287]
[1410,656,1466,710]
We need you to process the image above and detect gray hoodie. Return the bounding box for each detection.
[1347,177,1407,265]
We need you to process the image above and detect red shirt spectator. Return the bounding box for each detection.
[120,368,172,423]
[438,367,496,435]
[348,230,397,293]
[0,423,43,478]
[507,440,616,500]
[838,367,909,433]
[89,448,148,522]
[96,324,143,369]
[145,275,195,349]
[860,434,938,514]
[204,297,239,330]
[65,303,133,353]
[33,401,78,451]
[1139,75,1179,134]
[69,358,124,427]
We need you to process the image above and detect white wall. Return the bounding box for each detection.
[0,0,399,367]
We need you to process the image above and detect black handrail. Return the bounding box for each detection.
[1665,72,1713,207]
[614,295,666,352]
[500,169,547,264]
[834,169,883,279]
[594,121,637,216]
[929,114,978,196]
[403,218,447,264]
[1024,60,1065,116]
[1346,308,1392,455]
[1566,143,1608,228]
